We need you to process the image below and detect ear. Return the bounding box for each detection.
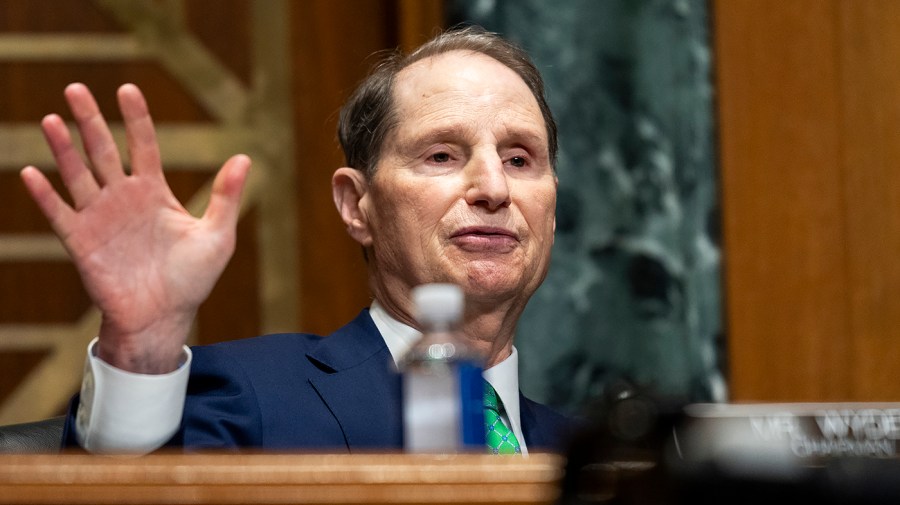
[332,167,373,247]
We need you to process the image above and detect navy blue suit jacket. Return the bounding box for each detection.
[65,310,573,452]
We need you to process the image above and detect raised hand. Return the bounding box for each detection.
[20,83,250,374]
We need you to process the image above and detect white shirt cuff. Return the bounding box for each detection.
[75,338,191,454]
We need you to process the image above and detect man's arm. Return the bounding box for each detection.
[21,83,250,451]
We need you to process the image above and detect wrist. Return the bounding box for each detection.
[96,312,195,374]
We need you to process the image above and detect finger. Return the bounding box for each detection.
[203,155,251,231]
[117,83,163,179]
[64,82,125,186]
[20,166,75,238]
[40,113,102,210]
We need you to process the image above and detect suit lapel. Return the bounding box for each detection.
[520,392,576,453]
[520,393,549,448]
[306,310,403,451]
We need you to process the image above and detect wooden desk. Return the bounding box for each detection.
[0,453,564,505]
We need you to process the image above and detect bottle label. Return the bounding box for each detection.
[402,359,485,452]
[458,362,486,447]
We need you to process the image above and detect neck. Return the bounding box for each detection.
[457,297,524,368]
[371,278,525,368]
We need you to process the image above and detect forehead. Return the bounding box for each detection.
[391,50,547,140]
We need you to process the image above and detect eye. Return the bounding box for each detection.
[429,152,451,163]
[509,156,527,168]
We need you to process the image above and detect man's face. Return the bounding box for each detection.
[358,50,557,308]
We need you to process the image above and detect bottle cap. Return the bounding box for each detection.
[412,283,464,328]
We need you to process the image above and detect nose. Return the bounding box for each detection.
[464,152,511,211]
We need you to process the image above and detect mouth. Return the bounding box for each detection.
[449,226,519,252]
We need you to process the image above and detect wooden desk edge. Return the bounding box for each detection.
[0,452,566,505]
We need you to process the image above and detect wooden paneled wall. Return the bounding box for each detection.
[716,0,900,401]
[14,0,900,420]
[0,0,443,424]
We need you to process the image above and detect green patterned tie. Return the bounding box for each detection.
[483,380,521,455]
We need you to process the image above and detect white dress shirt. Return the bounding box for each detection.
[77,303,526,454]
[369,300,527,454]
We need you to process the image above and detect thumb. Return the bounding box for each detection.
[204,154,251,230]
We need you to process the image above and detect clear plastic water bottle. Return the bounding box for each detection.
[400,283,485,452]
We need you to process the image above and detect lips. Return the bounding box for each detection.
[449,226,519,252]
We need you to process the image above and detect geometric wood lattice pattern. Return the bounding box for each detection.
[0,0,298,424]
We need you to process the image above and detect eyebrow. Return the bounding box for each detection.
[399,123,547,153]
[407,125,469,143]
[502,128,547,147]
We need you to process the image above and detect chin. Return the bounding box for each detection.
[460,268,528,299]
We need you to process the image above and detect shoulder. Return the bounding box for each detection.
[189,309,381,375]
[194,332,325,355]
[190,333,323,369]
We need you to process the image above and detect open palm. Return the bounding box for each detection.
[20,83,250,374]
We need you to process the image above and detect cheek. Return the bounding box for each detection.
[394,181,458,224]
[526,188,558,236]
[370,183,450,249]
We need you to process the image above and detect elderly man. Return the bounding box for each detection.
[20,27,570,454]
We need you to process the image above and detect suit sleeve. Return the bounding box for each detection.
[166,344,265,449]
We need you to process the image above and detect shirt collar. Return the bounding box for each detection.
[369,300,527,453]
[369,299,421,367]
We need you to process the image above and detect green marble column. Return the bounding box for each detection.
[448,0,723,414]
